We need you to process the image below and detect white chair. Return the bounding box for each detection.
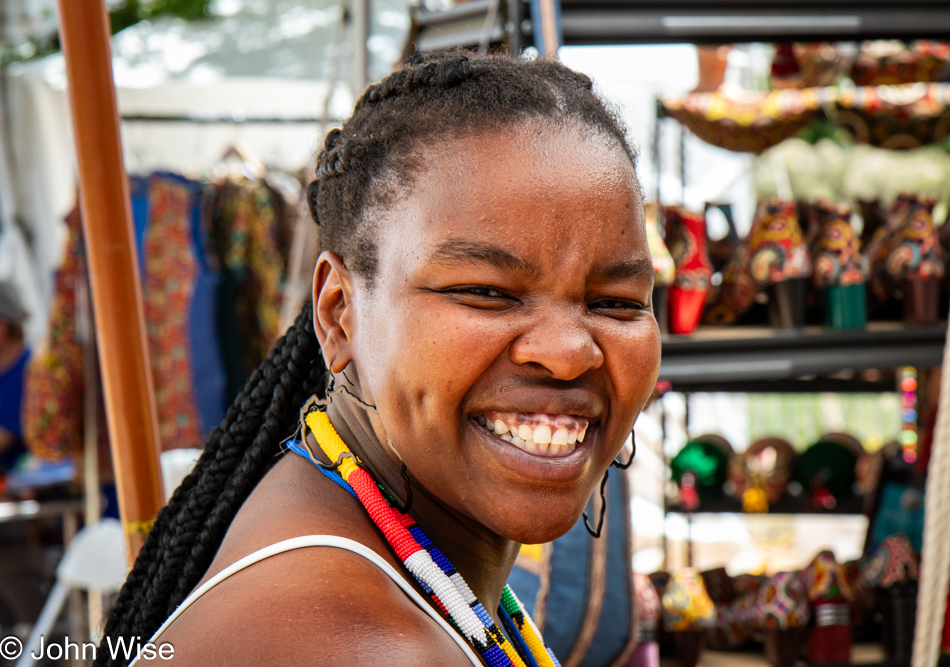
[15,449,201,666]
[15,518,126,666]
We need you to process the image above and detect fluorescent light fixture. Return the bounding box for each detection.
[662,15,862,33]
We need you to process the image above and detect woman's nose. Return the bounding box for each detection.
[507,308,604,380]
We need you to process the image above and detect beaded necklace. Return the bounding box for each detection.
[293,409,561,667]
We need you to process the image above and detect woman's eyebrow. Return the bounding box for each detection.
[595,257,655,282]
[429,239,538,275]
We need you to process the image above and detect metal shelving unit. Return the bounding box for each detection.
[659,323,946,392]
[410,0,950,55]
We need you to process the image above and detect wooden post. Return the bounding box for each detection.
[57,0,164,559]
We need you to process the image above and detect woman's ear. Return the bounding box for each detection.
[313,251,356,373]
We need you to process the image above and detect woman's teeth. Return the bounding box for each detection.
[474,413,589,457]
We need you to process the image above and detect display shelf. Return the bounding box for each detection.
[556,0,950,46]
[663,642,888,667]
[666,493,867,515]
[658,323,945,391]
[408,0,950,55]
[413,0,515,53]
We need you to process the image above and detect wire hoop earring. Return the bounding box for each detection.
[582,468,609,538]
[394,461,413,514]
[612,430,637,470]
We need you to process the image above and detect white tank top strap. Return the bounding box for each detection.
[128,535,483,667]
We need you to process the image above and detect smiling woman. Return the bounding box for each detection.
[97,53,662,667]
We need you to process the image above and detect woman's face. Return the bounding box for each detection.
[344,121,661,543]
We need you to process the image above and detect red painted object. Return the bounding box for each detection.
[808,623,851,663]
[665,207,712,334]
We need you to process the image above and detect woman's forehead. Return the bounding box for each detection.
[419,121,636,190]
[371,126,645,280]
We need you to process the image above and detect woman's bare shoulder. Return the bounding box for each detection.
[155,543,473,666]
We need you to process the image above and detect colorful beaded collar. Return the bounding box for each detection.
[289,409,561,667]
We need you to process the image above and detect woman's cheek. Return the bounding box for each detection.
[607,323,662,413]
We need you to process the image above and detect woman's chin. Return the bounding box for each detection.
[498,509,586,546]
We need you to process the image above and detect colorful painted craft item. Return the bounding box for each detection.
[703,241,756,325]
[634,573,661,638]
[882,194,944,284]
[869,193,945,323]
[732,574,766,599]
[810,201,868,329]
[771,43,854,89]
[862,534,920,589]
[852,41,950,87]
[811,201,867,289]
[700,568,734,606]
[705,203,740,272]
[747,200,812,287]
[661,569,716,632]
[670,437,731,509]
[755,571,810,667]
[627,574,661,667]
[863,534,920,662]
[728,437,796,511]
[757,572,810,630]
[299,409,560,667]
[834,83,950,149]
[706,590,759,650]
[804,551,853,664]
[794,439,861,512]
[645,203,675,286]
[660,88,827,152]
[805,551,854,604]
[665,207,712,334]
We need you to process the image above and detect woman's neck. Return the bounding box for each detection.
[316,379,520,617]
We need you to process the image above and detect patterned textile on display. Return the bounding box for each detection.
[661,569,716,632]
[22,171,300,459]
[210,177,293,394]
[756,572,811,630]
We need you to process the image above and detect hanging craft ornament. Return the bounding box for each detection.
[293,408,561,667]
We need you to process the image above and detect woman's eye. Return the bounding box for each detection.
[589,298,646,316]
[442,286,518,307]
[456,286,508,298]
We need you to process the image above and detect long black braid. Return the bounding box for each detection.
[97,52,636,665]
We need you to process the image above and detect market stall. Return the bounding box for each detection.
[408,4,950,666]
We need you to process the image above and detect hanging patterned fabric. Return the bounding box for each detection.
[210,177,291,396]
[22,207,87,461]
[142,173,216,449]
[23,173,231,458]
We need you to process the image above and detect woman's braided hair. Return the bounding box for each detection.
[96,52,635,665]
